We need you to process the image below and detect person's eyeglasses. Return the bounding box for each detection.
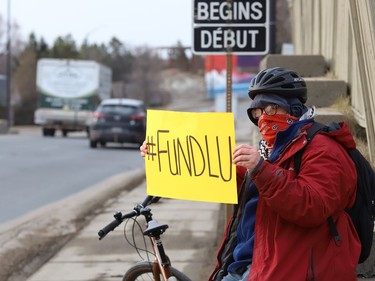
[250,104,279,119]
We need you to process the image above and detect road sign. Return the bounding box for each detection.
[192,0,269,55]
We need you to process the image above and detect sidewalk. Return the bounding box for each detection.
[13,97,375,281]
[21,98,249,281]
[26,181,224,281]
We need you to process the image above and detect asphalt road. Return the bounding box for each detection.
[0,127,145,224]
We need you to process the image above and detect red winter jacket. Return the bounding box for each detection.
[210,122,361,281]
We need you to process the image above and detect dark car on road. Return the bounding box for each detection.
[89,98,146,148]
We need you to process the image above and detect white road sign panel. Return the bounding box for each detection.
[192,0,269,54]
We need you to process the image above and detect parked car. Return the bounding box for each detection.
[89,98,146,148]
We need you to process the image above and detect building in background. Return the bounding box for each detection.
[204,55,263,99]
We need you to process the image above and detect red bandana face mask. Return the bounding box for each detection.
[258,114,298,147]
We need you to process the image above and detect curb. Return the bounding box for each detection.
[1,92,214,281]
[0,168,145,281]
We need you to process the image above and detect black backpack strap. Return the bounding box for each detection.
[294,122,327,174]
[328,216,342,246]
[294,122,343,245]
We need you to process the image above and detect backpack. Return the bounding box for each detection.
[294,121,375,264]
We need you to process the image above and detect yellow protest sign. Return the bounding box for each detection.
[145,109,237,204]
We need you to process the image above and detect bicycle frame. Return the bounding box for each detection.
[142,207,172,280]
[98,196,191,281]
[149,237,172,280]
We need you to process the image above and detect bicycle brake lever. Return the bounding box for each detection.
[114,211,123,220]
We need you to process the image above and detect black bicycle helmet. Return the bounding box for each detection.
[248,67,307,103]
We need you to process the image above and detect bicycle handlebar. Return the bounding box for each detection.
[141,195,154,208]
[98,195,161,240]
[98,217,123,239]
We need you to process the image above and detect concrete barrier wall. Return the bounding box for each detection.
[290,0,375,161]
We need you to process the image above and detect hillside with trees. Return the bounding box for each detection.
[0,16,204,125]
[0,0,291,125]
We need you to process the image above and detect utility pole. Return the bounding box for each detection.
[6,0,12,128]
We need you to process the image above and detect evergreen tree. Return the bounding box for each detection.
[50,34,79,59]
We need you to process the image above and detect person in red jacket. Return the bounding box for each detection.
[208,67,360,281]
[140,67,361,281]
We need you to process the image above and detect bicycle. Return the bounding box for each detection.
[98,195,192,281]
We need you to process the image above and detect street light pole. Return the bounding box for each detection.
[6,0,12,128]
[83,25,106,45]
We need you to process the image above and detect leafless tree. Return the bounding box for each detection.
[12,48,37,124]
[129,46,170,107]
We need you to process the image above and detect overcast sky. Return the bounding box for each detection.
[0,0,192,48]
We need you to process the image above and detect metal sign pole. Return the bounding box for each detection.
[192,0,270,225]
[224,0,234,225]
[226,53,232,113]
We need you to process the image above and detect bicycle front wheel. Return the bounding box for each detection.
[123,261,191,281]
